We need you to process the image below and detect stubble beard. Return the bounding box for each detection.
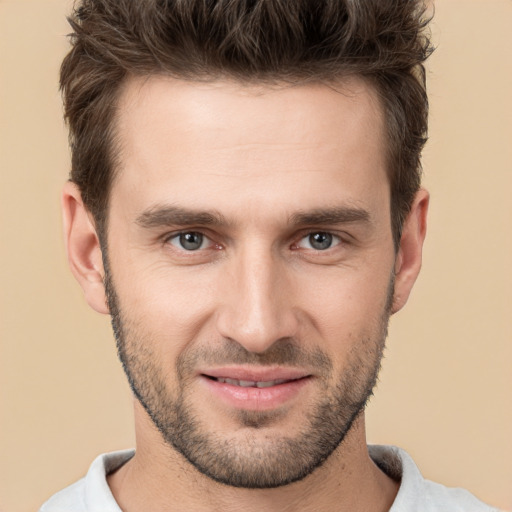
[104,260,392,489]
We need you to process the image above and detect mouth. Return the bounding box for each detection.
[199,368,312,411]
[204,376,299,388]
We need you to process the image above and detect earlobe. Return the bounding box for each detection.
[391,188,429,314]
[62,181,109,315]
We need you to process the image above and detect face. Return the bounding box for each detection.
[103,77,397,487]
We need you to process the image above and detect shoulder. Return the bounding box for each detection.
[369,445,500,512]
[38,449,135,512]
[39,477,88,512]
[418,478,499,512]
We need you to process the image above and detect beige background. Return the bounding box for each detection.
[1,1,511,511]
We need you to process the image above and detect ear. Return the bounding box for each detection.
[62,181,109,315]
[391,188,429,314]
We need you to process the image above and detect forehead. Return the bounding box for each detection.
[111,75,388,223]
[116,75,384,154]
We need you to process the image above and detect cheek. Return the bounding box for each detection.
[298,266,392,343]
[116,267,220,357]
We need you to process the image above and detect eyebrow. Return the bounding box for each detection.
[289,206,371,226]
[135,204,371,230]
[136,205,228,228]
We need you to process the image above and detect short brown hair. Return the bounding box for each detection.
[60,0,433,247]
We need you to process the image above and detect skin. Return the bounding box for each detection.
[63,76,428,512]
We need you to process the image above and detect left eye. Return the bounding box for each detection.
[297,232,341,251]
[168,232,210,251]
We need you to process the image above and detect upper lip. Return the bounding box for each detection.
[199,366,310,382]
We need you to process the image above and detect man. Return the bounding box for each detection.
[39,1,498,511]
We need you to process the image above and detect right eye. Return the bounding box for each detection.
[167,232,211,251]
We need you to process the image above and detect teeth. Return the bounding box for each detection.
[215,377,288,388]
[256,379,286,388]
[239,380,256,387]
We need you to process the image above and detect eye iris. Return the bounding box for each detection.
[180,232,203,250]
[309,232,332,250]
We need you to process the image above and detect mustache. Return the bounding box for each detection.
[177,338,333,376]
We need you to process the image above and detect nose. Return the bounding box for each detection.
[215,246,300,354]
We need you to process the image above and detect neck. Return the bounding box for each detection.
[108,405,398,512]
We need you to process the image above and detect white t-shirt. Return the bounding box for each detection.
[39,445,499,512]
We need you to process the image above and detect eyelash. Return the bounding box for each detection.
[164,231,220,252]
[163,230,346,254]
[293,232,343,251]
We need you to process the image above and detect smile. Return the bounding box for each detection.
[208,377,292,388]
[200,371,311,411]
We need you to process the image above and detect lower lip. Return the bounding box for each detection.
[200,376,311,411]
